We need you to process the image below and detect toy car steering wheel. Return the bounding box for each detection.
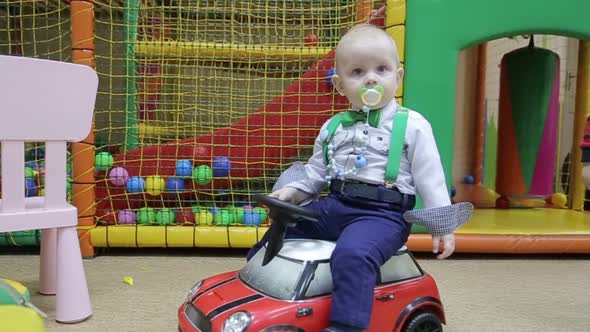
[253,194,319,266]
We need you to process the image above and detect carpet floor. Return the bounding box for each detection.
[1,249,589,332]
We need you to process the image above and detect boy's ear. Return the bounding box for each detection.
[331,74,345,96]
[397,67,404,84]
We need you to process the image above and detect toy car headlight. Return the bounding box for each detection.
[222,311,251,332]
[186,280,202,302]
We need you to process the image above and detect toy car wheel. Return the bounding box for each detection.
[402,311,442,332]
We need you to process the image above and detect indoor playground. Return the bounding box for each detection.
[1,0,590,331]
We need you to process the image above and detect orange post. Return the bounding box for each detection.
[71,0,96,257]
[473,43,487,184]
[356,0,372,21]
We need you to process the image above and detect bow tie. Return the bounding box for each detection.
[340,109,381,128]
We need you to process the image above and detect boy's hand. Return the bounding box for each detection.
[432,233,455,260]
[269,187,310,205]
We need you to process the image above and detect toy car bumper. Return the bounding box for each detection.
[178,302,211,332]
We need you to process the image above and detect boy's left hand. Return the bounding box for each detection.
[432,233,455,260]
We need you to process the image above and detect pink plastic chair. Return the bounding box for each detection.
[0,55,98,323]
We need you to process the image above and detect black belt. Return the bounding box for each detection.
[330,179,415,208]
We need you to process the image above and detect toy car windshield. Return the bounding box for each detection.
[239,239,423,301]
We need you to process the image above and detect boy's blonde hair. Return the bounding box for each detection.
[334,24,400,71]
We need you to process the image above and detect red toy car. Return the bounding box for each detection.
[178,195,445,332]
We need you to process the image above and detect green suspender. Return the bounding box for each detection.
[385,107,409,188]
[322,107,410,187]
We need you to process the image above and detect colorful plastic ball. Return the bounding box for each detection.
[243,204,253,211]
[483,188,498,202]
[109,167,129,187]
[175,160,193,177]
[214,209,233,225]
[193,165,213,185]
[137,207,156,224]
[326,67,336,88]
[145,175,165,196]
[191,205,201,213]
[117,210,137,224]
[0,278,31,305]
[464,175,475,184]
[212,157,231,177]
[95,152,114,171]
[195,210,214,226]
[252,207,268,223]
[232,207,246,223]
[209,207,220,217]
[29,147,45,160]
[67,176,73,193]
[25,179,37,197]
[156,208,176,225]
[495,196,510,209]
[25,161,37,169]
[243,211,262,226]
[305,32,318,47]
[175,208,195,224]
[24,167,35,179]
[551,193,567,208]
[544,196,553,207]
[126,176,145,193]
[165,177,185,192]
[225,206,245,224]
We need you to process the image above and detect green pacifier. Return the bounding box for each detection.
[360,86,384,108]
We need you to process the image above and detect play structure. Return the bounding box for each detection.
[0,0,589,256]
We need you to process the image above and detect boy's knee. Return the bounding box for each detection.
[331,245,377,268]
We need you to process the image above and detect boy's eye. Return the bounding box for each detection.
[376,65,388,73]
[351,68,363,76]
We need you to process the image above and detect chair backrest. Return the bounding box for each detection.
[0,56,98,212]
[0,55,98,141]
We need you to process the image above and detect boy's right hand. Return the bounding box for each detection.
[269,187,310,205]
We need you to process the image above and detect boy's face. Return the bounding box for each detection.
[332,33,403,110]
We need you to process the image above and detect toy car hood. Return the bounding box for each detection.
[185,273,321,330]
[188,274,262,317]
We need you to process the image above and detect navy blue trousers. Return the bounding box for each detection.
[247,193,412,329]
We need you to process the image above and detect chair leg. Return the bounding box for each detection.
[40,228,57,295]
[55,226,92,323]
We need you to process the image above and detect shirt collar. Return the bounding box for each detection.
[381,98,399,114]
